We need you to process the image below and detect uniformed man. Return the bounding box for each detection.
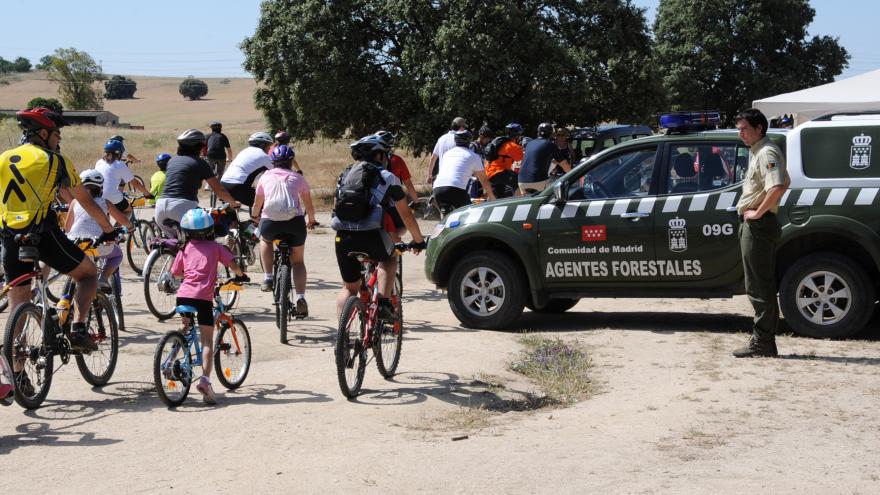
[732,108,791,358]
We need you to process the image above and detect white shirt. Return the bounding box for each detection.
[67,197,113,256]
[221,146,272,185]
[432,131,456,159]
[433,146,485,190]
[95,158,135,204]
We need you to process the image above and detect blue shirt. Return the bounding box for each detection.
[518,138,566,183]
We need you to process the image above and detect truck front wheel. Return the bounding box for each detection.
[448,251,526,329]
[779,252,874,339]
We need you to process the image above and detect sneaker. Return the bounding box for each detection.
[13,370,35,397]
[67,323,98,353]
[377,299,397,321]
[196,376,217,405]
[260,279,274,292]
[732,338,778,358]
[296,298,309,318]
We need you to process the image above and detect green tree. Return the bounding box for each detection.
[653,0,849,124]
[242,0,659,153]
[179,76,209,100]
[0,57,12,74]
[104,75,137,99]
[13,57,31,72]
[26,97,64,114]
[46,47,103,110]
[35,55,56,70]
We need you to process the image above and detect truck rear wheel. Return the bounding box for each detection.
[779,252,874,339]
[448,251,526,329]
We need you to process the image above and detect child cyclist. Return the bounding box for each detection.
[148,153,172,205]
[65,170,133,283]
[250,145,317,315]
[172,208,247,404]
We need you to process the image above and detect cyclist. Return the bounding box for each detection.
[0,108,120,355]
[219,131,274,207]
[204,121,233,181]
[251,145,317,316]
[518,122,570,194]
[108,134,141,163]
[171,208,245,405]
[433,129,495,209]
[96,139,153,216]
[374,131,417,242]
[64,170,133,285]
[269,131,304,174]
[426,117,467,184]
[149,153,172,205]
[156,129,239,237]
[550,127,573,179]
[331,134,427,319]
[485,123,525,198]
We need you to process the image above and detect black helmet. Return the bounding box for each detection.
[537,122,554,138]
[177,128,207,146]
[505,123,524,137]
[109,134,125,142]
[453,129,472,147]
[349,134,390,161]
[274,131,290,144]
[478,126,493,138]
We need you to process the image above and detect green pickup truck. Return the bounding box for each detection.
[425,113,880,338]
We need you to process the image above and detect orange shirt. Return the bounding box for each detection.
[485,140,523,178]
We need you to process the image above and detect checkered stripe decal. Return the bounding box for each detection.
[446,188,880,224]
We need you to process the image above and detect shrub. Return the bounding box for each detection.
[179,76,208,100]
[26,97,64,114]
[104,75,137,99]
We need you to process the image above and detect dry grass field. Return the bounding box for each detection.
[0,72,431,191]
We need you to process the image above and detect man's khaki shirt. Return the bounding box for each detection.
[736,136,790,215]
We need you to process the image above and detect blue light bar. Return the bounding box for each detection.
[660,111,721,132]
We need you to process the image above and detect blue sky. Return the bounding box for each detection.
[2,0,876,80]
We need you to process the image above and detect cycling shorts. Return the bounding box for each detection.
[334,229,393,283]
[220,182,255,207]
[175,297,214,326]
[2,225,85,283]
[113,197,131,212]
[432,186,471,210]
[383,207,404,233]
[259,216,306,247]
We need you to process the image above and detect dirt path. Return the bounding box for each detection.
[2,213,879,494]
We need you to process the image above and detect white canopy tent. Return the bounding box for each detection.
[753,69,880,124]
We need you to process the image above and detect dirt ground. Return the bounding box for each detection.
[2,212,880,494]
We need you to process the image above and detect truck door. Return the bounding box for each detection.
[538,145,660,286]
[653,142,748,283]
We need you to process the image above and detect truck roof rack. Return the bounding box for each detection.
[812,111,880,121]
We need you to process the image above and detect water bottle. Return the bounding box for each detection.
[56,295,72,326]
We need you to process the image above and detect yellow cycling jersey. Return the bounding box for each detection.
[0,143,79,231]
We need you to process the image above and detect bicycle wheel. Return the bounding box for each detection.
[3,302,52,409]
[126,219,155,276]
[75,293,119,386]
[144,250,179,320]
[153,330,192,407]
[376,260,403,378]
[214,317,251,389]
[127,175,145,194]
[277,265,291,344]
[335,296,367,399]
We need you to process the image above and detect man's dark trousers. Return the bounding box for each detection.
[739,213,781,343]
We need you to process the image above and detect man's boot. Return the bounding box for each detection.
[732,336,778,358]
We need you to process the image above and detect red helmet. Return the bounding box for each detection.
[16,107,67,132]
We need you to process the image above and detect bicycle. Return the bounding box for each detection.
[153,277,251,407]
[124,194,158,276]
[335,243,412,399]
[271,236,306,344]
[0,351,13,406]
[1,234,119,409]
[73,234,128,333]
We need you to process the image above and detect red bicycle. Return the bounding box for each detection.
[335,243,411,399]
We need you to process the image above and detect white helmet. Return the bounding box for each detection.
[80,169,105,188]
[248,132,273,146]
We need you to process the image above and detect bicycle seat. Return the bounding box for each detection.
[175,305,198,316]
[347,251,370,262]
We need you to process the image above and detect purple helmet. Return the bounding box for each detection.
[270,144,295,162]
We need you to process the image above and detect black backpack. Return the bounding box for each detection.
[333,161,385,221]
[483,136,510,162]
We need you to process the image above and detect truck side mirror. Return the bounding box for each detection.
[552,180,568,207]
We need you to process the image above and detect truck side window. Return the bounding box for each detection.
[667,143,738,193]
[568,147,658,200]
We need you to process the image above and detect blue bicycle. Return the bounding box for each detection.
[153,277,251,407]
